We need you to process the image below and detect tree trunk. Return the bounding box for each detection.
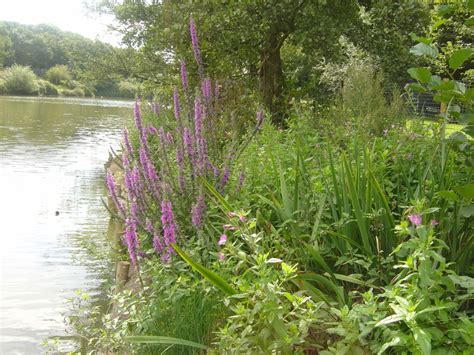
[260,31,286,127]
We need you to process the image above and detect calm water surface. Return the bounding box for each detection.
[0,96,131,354]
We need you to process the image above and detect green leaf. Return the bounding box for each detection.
[377,336,403,355]
[454,184,474,200]
[465,17,474,26]
[410,43,438,58]
[126,336,209,350]
[437,190,460,202]
[200,177,232,213]
[171,243,236,296]
[431,19,446,30]
[407,67,432,84]
[406,83,426,93]
[375,314,404,327]
[413,327,431,355]
[449,49,474,71]
[460,205,474,218]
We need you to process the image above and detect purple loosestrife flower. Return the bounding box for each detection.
[201,78,212,101]
[191,195,206,228]
[130,201,140,223]
[106,172,126,217]
[180,61,189,93]
[220,167,230,190]
[161,200,177,252]
[189,17,203,76]
[256,110,264,130]
[183,127,195,158]
[166,132,174,145]
[431,219,439,226]
[209,163,219,178]
[218,234,227,246]
[134,102,147,147]
[148,126,158,136]
[218,251,225,261]
[122,151,130,169]
[123,128,133,157]
[408,214,422,226]
[236,171,245,192]
[153,235,163,254]
[124,217,139,264]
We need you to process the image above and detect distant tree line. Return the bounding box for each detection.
[0,21,141,98]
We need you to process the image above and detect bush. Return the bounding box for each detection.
[60,87,85,97]
[0,78,5,94]
[117,80,141,98]
[1,64,39,95]
[45,65,71,85]
[37,79,59,96]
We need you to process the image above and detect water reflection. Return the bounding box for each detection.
[0,96,130,354]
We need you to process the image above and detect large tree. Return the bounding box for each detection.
[92,0,360,124]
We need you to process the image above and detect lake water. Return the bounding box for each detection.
[0,96,131,354]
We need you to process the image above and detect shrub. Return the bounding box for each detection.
[60,87,85,97]
[117,80,141,98]
[1,64,39,95]
[45,65,71,85]
[0,78,5,94]
[37,79,59,96]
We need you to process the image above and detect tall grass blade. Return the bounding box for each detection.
[171,243,236,296]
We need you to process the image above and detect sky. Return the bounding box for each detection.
[0,0,120,44]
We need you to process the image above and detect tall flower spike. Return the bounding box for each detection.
[189,17,204,77]
[106,171,126,217]
[124,217,139,264]
[191,194,206,228]
[161,200,177,255]
[123,128,133,157]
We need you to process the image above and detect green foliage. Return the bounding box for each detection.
[60,87,85,97]
[1,64,39,95]
[45,64,71,85]
[321,215,474,354]
[37,79,59,96]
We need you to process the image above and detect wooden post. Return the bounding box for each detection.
[115,261,130,287]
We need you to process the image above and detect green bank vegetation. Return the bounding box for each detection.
[47,1,473,354]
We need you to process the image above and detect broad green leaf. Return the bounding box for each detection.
[437,190,459,201]
[438,4,455,17]
[410,43,438,58]
[406,83,426,93]
[377,336,403,355]
[407,67,432,84]
[171,243,236,296]
[465,17,474,26]
[459,205,474,218]
[454,184,474,199]
[431,19,446,30]
[449,49,474,71]
[413,327,431,355]
[126,336,209,350]
[375,314,404,327]
[409,33,432,45]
